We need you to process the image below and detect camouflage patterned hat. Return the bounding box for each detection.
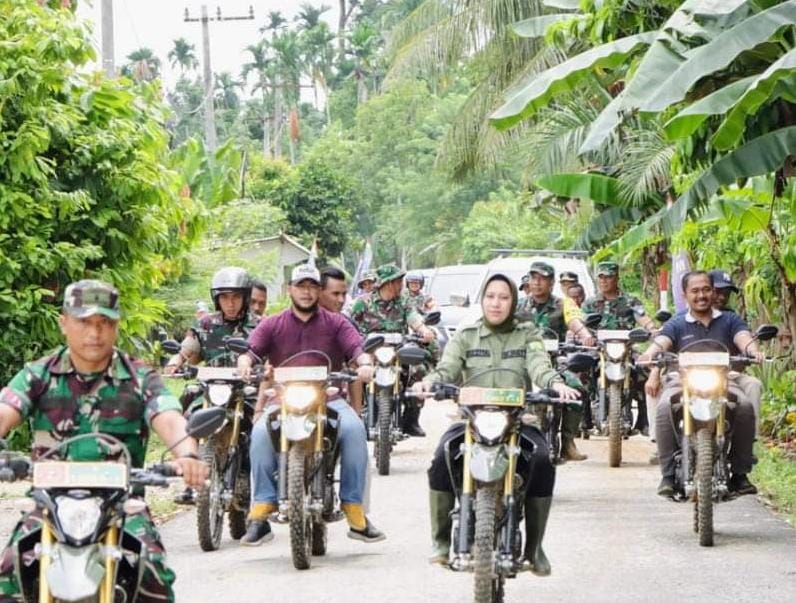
[529,261,555,278]
[62,280,121,320]
[357,270,377,287]
[519,273,530,291]
[596,261,619,276]
[559,271,578,284]
[375,263,406,287]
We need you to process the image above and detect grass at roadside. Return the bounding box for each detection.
[752,442,796,526]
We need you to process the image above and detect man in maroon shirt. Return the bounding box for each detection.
[237,264,384,545]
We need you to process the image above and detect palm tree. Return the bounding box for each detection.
[122,47,161,82]
[348,22,380,105]
[214,72,241,110]
[168,38,198,73]
[297,10,335,119]
[260,11,287,41]
[271,30,306,163]
[242,41,275,158]
[295,3,330,30]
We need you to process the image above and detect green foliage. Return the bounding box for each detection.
[0,2,204,388]
[751,443,796,525]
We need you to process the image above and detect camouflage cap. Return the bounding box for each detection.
[375,263,406,287]
[596,261,619,276]
[62,280,120,320]
[519,274,530,291]
[357,270,377,287]
[559,271,578,283]
[529,261,555,278]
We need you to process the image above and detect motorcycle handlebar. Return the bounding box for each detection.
[329,371,357,383]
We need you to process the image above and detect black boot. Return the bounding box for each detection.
[524,497,552,576]
[402,400,426,437]
[429,490,455,565]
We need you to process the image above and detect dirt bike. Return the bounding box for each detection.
[429,372,561,603]
[363,331,429,475]
[162,337,261,551]
[0,408,224,603]
[645,325,777,547]
[261,351,357,570]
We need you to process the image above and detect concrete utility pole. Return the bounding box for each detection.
[184,5,254,152]
[101,0,115,77]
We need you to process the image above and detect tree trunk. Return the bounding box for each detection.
[337,0,347,64]
[273,82,283,158]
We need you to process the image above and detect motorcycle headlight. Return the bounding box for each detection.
[473,411,508,442]
[284,385,318,411]
[55,496,103,541]
[374,347,396,365]
[605,342,626,361]
[686,369,721,395]
[207,384,233,406]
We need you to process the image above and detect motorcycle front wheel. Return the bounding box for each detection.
[608,383,622,467]
[197,440,226,551]
[696,428,714,546]
[288,443,313,569]
[473,485,504,603]
[376,388,392,476]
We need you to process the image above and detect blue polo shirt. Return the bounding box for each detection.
[659,309,749,354]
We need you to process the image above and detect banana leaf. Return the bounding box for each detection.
[712,48,796,150]
[662,126,796,233]
[490,32,656,130]
[541,0,581,10]
[662,76,756,140]
[535,172,624,205]
[641,0,796,112]
[578,88,626,154]
[513,14,573,38]
[578,206,645,248]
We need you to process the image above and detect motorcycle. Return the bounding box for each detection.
[261,352,357,570]
[428,372,561,603]
[162,337,261,551]
[0,408,225,603]
[645,324,777,547]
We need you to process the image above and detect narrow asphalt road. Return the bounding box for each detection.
[158,401,796,602]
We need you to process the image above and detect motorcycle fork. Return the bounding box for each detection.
[499,432,518,560]
[598,351,607,424]
[393,359,401,426]
[367,380,376,431]
[681,388,693,485]
[456,422,474,556]
[37,518,53,603]
[278,403,288,501]
[100,525,119,603]
[312,403,326,499]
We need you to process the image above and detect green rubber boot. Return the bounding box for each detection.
[429,489,455,565]
[561,407,587,461]
[525,496,553,576]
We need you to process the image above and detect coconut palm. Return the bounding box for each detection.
[122,47,161,82]
[214,72,241,110]
[168,37,198,73]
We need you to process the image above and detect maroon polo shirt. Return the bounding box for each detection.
[246,306,364,370]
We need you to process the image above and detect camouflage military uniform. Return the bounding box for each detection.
[581,292,646,330]
[187,311,258,365]
[349,290,422,335]
[516,295,567,340]
[401,290,432,315]
[0,347,182,601]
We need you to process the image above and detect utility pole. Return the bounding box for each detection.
[184,5,254,152]
[101,0,115,77]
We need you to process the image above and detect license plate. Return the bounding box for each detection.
[33,462,128,489]
[196,367,240,381]
[597,329,630,341]
[370,332,403,345]
[678,352,729,367]
[543,339,558,352]
[459,387,524,407]
[274,366,329,382]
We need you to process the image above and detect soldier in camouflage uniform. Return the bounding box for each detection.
[516,262,595,461]
[349,263,436,436]
[0,280,207,602]
[582,261,655,433]
[415,273,580,574]
[401,271,436,314]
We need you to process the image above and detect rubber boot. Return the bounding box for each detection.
[402,400,426,437]
[429,490,455,565]
[561,407,587,461]
[524,497,552,577]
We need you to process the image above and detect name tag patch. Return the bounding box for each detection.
[466,349,491,358]
[502,349,526,359]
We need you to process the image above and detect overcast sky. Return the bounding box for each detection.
[77,1,339,92]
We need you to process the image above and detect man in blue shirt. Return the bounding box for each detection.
[639,271,764,497]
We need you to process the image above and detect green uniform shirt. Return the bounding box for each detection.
[0,346,181,467]
[516,295,568,340]
[349,290,422,335]
[187,311,258,365]
[425,318,561,390]
[401,290,432,314]
[582,291,646,330]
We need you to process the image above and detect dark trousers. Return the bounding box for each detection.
[655,375,756,477]
[428,422,555,498]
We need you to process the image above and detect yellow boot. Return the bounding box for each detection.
[342,502,386,543]
[241,502,277,546]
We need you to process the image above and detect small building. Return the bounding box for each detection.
[234,234,311,299]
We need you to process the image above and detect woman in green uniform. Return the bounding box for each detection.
[415,274,579,576]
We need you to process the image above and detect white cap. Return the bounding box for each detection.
[290,263,321,285]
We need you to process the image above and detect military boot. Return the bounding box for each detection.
[402,400,426,437]
[561,407,587,461]
[524,497,552,576]
[429,489,455,565]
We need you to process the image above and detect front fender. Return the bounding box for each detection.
[469,443,509,484]
[604,361,625,381]
[374,366,397,388]
[46,543,105,601]
[282,413,318,442]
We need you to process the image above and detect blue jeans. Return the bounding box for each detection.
[250,399,367,505]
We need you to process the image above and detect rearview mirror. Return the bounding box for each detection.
[449,293,470,308]
[628,328,650,343]
[584,314,602,329]
[424,311,441,326]
[186,407,226,439]
[566,353,596,373]
[225,337,249,355]
[655,310,672,323]
[363,335,385,354]
[754,324,778,342]
[161,339,181,355]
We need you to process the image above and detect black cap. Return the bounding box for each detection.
[709,269,739,293]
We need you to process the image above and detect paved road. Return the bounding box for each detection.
[159,401,796,602]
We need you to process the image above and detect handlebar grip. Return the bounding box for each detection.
[150,463,179,478]
[0,468,15,482]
